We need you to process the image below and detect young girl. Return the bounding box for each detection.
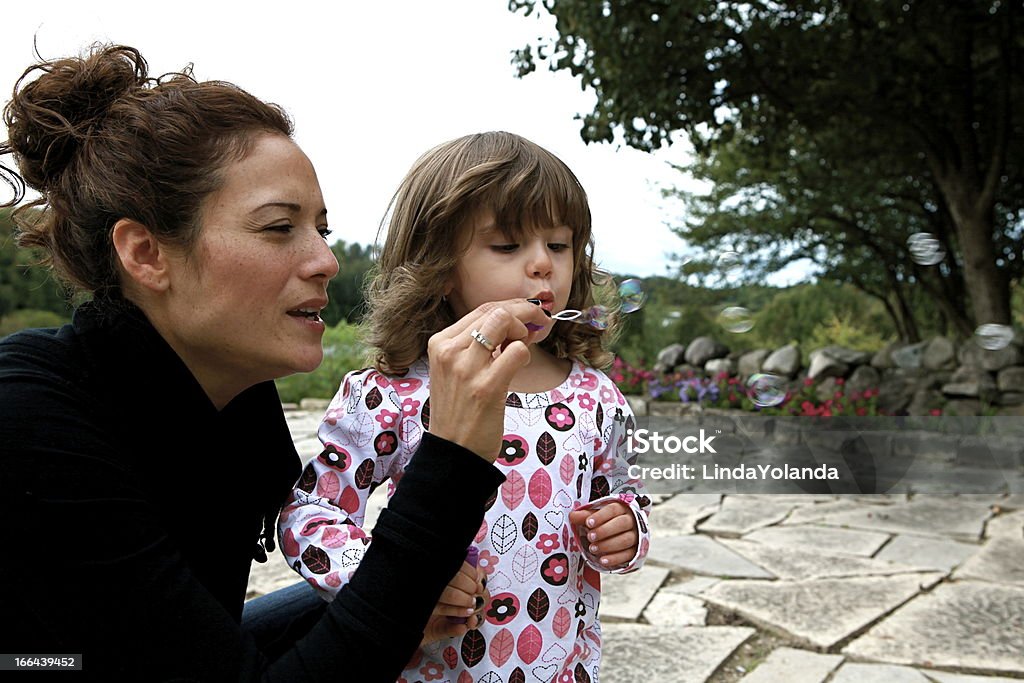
[280,131,652,683]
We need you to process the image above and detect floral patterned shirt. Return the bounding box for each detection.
[279,358,652,683]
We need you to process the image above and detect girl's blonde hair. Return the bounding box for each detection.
[365,131,619,374]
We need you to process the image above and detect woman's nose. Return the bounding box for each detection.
[307,235,340,281]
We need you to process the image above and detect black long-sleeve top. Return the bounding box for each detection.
[0,299,504,681]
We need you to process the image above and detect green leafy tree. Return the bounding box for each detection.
[511,0,1023,329]
[324,240,375,325]
[0,208,72,321]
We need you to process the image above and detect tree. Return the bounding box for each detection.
[511,0,1023,329]
[323,240,375,326]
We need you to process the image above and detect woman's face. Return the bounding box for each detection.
[162,133,339,406]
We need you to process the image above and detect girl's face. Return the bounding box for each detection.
[446,209,575,344]
[161,133,339,406]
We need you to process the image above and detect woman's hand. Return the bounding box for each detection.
[426,300,549,462]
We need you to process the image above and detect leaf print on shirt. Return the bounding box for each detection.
[527,587,550,622]
[517,624,543,664]
[282,528,300,557]
[522,512,539,541]
[510,666,527,683]
[353,459,375,489]
[529,469,552,508]
[460,629,486,667]
[536,431,557,466]
[491,514,518,555]
[421,397,430,430]
[511,544,539,583]
[296,463,317,493]
[559,454,576,485]
[589,476,610,501]
[506,393,523,408]
[443,645,458,669]
[574,662,592,683]
[497,434,529,466]
[545,403,575,432]
[319,525,349,549]
[489,628,515,668]
[316,471,341,499]
[501,470,526,511]
[301,545,331,574]
[595,403,604,432]
[364,385,382,409]
[552,606,571,638]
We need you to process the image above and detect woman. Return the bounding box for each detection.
[0,44,547,680]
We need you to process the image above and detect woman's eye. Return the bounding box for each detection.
[318,227,333,239]
[266,224,293,233]
[493,244,519,253]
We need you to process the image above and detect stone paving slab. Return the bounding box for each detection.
[641,587,707,627]
[953,536,1024,586]
[742,524,891,557]
[738,647,843,682]
[815,498,993,542]
[720,538,926,580]
[600,565,670,622]
[651,493,722,536]
[874,534,980,573]
[844,581,1024,675]
[647,534,775,579]
[665,576,722,597]
[698,497,801,537]
[703,573,944,649]
[781,498,891,525]
[831,663,932,682]
[986,510,1024,539]
[601,625,755,683]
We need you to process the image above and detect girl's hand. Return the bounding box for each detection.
[426,299,549,462]
[569,502,639,569]
[421,561,489,645]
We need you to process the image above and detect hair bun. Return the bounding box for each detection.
[3,44,148,192]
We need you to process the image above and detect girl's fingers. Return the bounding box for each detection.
[587,529,638,556]
[596,548,637,568]
[576,502,630,532]
[585,512,636,543]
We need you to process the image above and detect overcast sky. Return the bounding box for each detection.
[3,1,812,284]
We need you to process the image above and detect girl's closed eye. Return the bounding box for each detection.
[548,243,571,252]
[492,243,519,253]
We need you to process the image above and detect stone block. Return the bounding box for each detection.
[601,625,754,683]
[763,344,801,378]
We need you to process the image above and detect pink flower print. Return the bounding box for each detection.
[541,553,569,586]
[544,403,575,432]
[570,371,599,391]
[577,393,596,411]
[392,377,423,396]
[323,407,344,426]
[618,493,636,505]
[400,397,421,417]
[557,669,574,683]
[477,549,498,576]
[374,408,399,429]
[419,662,444,681]
[536,533,560,555]
[600,386,615,404]
[614,384,626,405]
[374,431,397,457]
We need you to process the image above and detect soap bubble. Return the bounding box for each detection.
[907,233,946,266]
[717,251,741,272]
[747,373,786,407]
[718,306,754,334]
[617,279,646,313]
[587,305,610,330]
[974,323,1015,351]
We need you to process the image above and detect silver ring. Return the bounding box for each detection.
[469,328,496,352]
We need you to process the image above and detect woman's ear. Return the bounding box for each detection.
[111,219,170,292]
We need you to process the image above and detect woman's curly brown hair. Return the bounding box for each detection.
[365,131,620,374]
[0,43,292,297]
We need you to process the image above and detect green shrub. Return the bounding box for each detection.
[275,321,369,403]
[0,309,69,338]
